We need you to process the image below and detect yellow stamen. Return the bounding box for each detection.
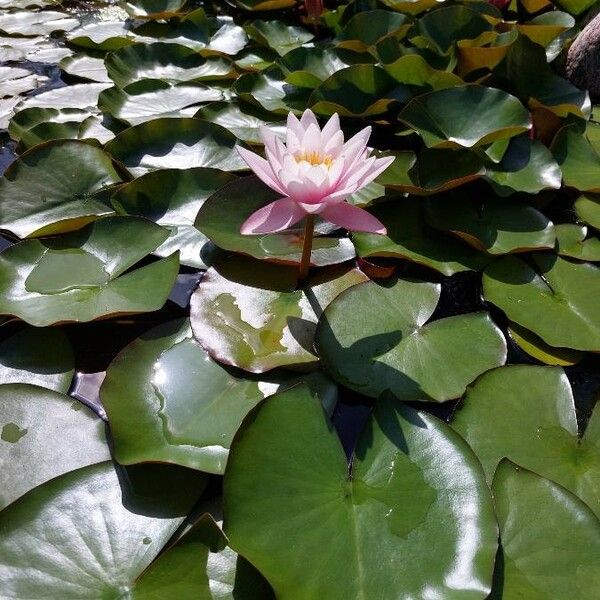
[295,151,333,167]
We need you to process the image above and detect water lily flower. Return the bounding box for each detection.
[237,109,394,236]
[305,0,324,18]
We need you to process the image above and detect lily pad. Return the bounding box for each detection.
[575,194,600,230]
[59,54,111,83]
[0,383,110,510]
[194,100,285,144]
[316,277,506,401]
[555,224,600,262]
[105,117,246,177]
[98,80,223,126]
[0,10,78,36]
[337,10,412,51]
[17,82,111,111]
[352,198,489,276]
[382,53,463,90]
[190,264,367,373]
[105,42,236,88]
[0,139,122,239]
[398,85,531,149]
[453,364,600,520]
[483,253,600,351]
[196,176,356,267]
[67,21,138,51]
[0,327,74,391]
[0,461,207,598]
[491,460,600,600]
[0,66,47,97]
[120,0,188,18]
[0,217,180,326]
[552,124,600,193]
[424,194,556,255]
[101,318,337,474]
[111,167,237,268]
[224,388,498,599]
[245,19,313,56]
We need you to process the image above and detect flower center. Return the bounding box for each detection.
[295,151,333,168]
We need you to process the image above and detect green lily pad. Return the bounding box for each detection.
[484,137,562,196]
[517,11,575,48]
[196,176,356,267]
[0,217,179,326]
[553,0,597,15]
[0,461,207,598]
[194,100,285,144]
[507,322,584,366]
[398,85,531,149]
[0,327,74,392]
[483,253,600,351]
[190,264,367,373]
[376,149,485,195]
[67,21,139,51]
[382,53,463,90]
[552,124,600,193]
[0,139,122,239]
[98,80,223,126]
[120,0,188,18]
[101,318,337,474]
[111,167,237,268]
[352,198,489,275]
[555,224,600,262]
[224,388,498,599]
[105,117,247,177]
[337,10,412,51]
[316,277,506,401]
[424,194,556,255]
[105,42,236,88]
[0,383,110,510]
[233,0,295,8]
[575,194,600,230]
[453,365,600,518]
[245,20,313,56]
[0,10,79,36]
[58,53,111,83]
[491,460,600,600]
[309,64,410,117]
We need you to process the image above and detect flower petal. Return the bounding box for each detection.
[237,146,287,196]
[241,198,306,234]
[300,108,319,130]
[321,202,387,234]
[349,155,396,190]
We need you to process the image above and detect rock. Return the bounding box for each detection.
[566,12,600,102]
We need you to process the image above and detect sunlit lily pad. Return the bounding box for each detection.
[17,82,111,111]
[0,35,71,64]
[0,217,179,326]
[101,318,337,474]
[456,30,518,77]
[382,53,462,90]
[245,19,313,56]
[424,194,556,255]
[105,117,247,176]
[491,460,600,600]
[352,198,489,275]
[0,66,47,97]
[316,277,506,401]
[224,387,498,599]
[58,53,111,83]
[453,365,600,518]
[120,0,188,18]
[0,140,122,238]
[555,224,600,262]
[196,176,356,266]
[0,461,207,598]
[98,80,223,126]
[0,10,78,36]
[67,21,139,51]
[483,254,600,351]
[398,85,531,148]
[0,327,74,391]
[105,42,236,87]
[190,263,367,373]
[111,167,237,268]
[0,383,110,510]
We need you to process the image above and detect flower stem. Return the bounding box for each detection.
[299,215,315,283]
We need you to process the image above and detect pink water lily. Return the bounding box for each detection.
[237,109,394,236]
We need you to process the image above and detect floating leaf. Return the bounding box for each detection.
[575,194,600,230]
[398,85,531,149]
[0,66,47,97]
[245,20,313,56]
[424,194,555,255]
[316,277,506,401]
[553,0,597,15]
[555,224,600,262]
[0,383,109,510]
[0,328,74,392]
[102,318,337,474]
[491,460,600,600]
[352,198,489,275]
[105,117,247,177]
[224,388,498,599]
[0,140,121,238]
[105,42,236,87]
[517,11,575,48]
[120,0,188,18]
[17,82,111,111]
[0,10,78,36]
[0,462,206,598]
[233,0,295,9]
[196,176,356,267]
[0,217,179,326]
[58,53,111,83]
[456,30,518,77]
[382,53,463,90]
[483,254,600,351]
[337,10,412,51]
[453,365,600,519]
[68,21,138,51]
[552,124,600,193]
[190,264,367,373]
[111,167,237,268]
